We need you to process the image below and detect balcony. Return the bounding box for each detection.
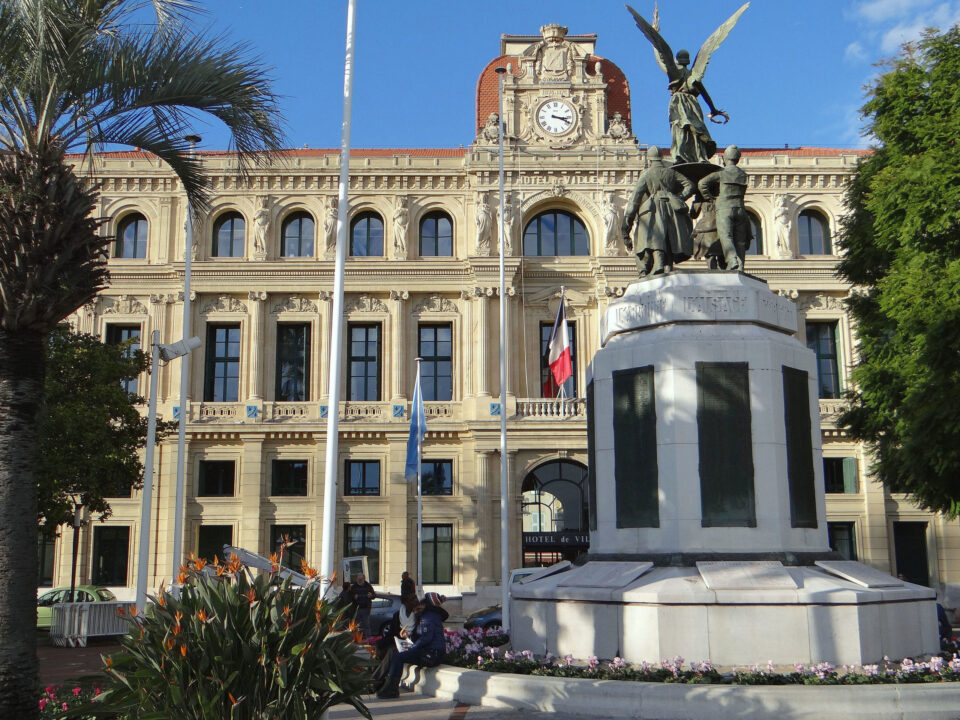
[516,398,585,419]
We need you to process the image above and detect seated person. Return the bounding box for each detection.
[376,592,448,699]
[372,594,419,685]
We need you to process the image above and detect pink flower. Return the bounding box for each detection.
[72,687,81,696]
[588,655,599,669]
[38,699,47,710]
[62,702,68,711]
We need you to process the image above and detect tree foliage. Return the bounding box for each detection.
[37,325,173,532]
[837,26,960,516]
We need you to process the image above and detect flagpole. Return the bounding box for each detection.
[415,358,423,593]
[320,0,356,597]
[495,64,510,632]
[559,286,566,420]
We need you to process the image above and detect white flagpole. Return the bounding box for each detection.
[495,64,510,632]
[320,0,356,597]
[416,357,423,594]
[559,286,566,420]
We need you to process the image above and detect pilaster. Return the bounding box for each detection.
[238,435,265,552]
[247,291,267,403]
[390,290,409,400]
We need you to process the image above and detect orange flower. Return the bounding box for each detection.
[227,554,242,573]
[130,605,138,617]
[196,609,209,622]
[348,620,358,633]
[165,637,175,651]
[177,572,188,584]
[351,630,363,644]
[283,605,291,617]
[228,693,237,705]
[116,607,126,616]
[180,644,187,657]
[300,559,318,578]
[105,657,113,668]
[245,588,257,603]
[193,557,207,571]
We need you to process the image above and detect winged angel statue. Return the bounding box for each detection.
[626,3,749,164]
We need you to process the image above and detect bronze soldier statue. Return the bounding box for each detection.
[698,145,749,271]
[621,145,695,277]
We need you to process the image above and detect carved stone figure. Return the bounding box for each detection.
[253,195,270,259]
[602,192,620,255]
[475,192,492,255]
[627,3,749,163]
[621,145,695,276]
[499,197,519,256]
[393,197,409,258]
[690,197,721,266]
[533,24,576,79]
[698,145,749,271]
[324,198,338,259]
[607,112,629,141]
[774,194,794,258]
[481,112,500,143]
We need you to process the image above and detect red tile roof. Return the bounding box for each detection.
[475,55,523,134]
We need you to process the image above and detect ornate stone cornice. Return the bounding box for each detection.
[413,294,459,314]
[201,295,248,314]
[797,292,845,312]
[272,294,318,314]
[344,295,387,313]
[102,294,147,315]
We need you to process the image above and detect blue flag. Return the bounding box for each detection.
[405,368,426,482]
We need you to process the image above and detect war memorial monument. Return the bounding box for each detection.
[509,4,940,668]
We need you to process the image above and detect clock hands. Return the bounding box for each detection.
[551,114,571,123]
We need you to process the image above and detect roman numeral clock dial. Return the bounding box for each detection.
[536,99,576,135]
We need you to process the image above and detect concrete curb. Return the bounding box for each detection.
[412,665,960,719]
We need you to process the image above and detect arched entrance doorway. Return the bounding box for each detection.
[521,459,590,567]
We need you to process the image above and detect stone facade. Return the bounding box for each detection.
[43,25,959,616]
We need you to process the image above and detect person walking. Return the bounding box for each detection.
[350,573,376,638]
[377,592,449,699]
[400,570,415,598]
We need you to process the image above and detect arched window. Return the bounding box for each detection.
[521,460,590,566]
[350,212,384,256]
[281,212,314,258]
[798,209,831,255]
[212,212,245,258]
[115,213,148,259]
[746,211,763,256]
[523,210,589,257]
[419,211,453,257]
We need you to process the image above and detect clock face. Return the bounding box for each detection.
[536,100,576,135]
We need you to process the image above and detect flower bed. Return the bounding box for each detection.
[38,682,103,717]
[442,629,960,685]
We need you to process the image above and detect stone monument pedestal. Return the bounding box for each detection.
[511,271,938,666]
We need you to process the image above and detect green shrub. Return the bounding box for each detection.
[77,555,372,719]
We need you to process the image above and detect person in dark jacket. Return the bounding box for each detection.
[350,573,376,638]
[377,592,449,699]
[372,593,419,686]
[400,570,415,598]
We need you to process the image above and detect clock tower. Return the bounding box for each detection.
[475,24,634,149]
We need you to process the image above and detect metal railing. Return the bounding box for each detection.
[49,601,135,648]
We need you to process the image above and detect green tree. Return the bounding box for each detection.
[837,26,960,517]
[37,326,174,532]
[0,1,283,715]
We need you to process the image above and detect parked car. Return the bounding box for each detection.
[36,586,116,629]
[367,593,403,637]
[464,568,539,630]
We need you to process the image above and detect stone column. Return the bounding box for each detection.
[247,291,267,402]
[390,290,409,401]
[157,197,173,265]
[474,287,491,397]
[237,435,265,552]
[318,291,332,401]
[475,450,497,584]
[460,290,474,399]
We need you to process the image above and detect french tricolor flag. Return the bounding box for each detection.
[547,291,573,391]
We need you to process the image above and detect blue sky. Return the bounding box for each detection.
[186,0,960,152]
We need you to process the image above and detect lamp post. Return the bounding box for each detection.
[172,133,201,581]
[137,330,201,611]
[68,501,85,603]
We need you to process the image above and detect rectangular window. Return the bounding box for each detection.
[92,525,130,586]
[422,524,453,584]
[270,524,306,571]
[422,460,453,495]
[204,324,241,402]
[345,460,380,496]
[197,525,233,563]
[805,321,841,399]
[697,362,756,527]
[824,457,858,494]
[198,460,235,497]
[271,459,308,496]
[105,324,141,395]
[783,367,817,528]
[612,366,659,528]
[540,321,577,398]
[344,524,380,584]
[276,323,310,401]
[828,522,857,560]
[37,534,56,587]
[347,324,380,401]
[419,324,452,401]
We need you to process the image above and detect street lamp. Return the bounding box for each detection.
[68,501,86,604]
[136,330,201,611]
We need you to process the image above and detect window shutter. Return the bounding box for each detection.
[842,457,858,494]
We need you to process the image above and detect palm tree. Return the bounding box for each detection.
[0,1,283,714]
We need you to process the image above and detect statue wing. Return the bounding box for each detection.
[625,4,680,81]
[689,2,749,84]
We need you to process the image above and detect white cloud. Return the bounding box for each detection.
[877,2,960,51]
[855,0,935,23]
[845,41,868,61]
